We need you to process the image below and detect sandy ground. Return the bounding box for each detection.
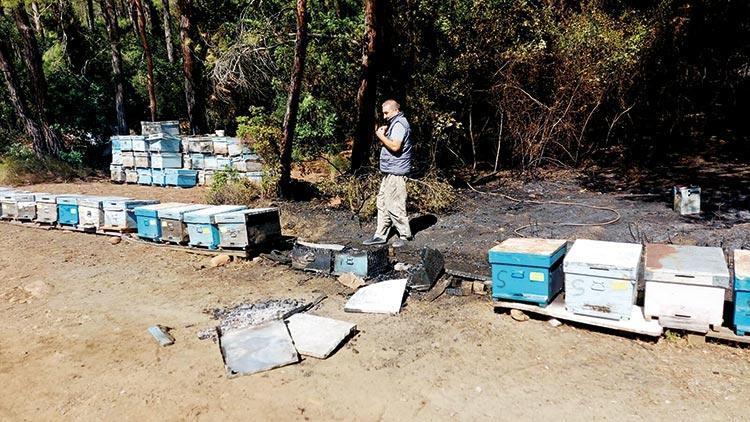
[1,180,750,420]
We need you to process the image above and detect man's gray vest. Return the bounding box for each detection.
[379,112,413,175]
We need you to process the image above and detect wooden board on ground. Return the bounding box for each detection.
[705,326,750,345]
[493,294,663,337]
[121,235,250,258]
[59,225,96,234]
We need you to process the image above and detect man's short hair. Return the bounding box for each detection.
[382,99,400,111]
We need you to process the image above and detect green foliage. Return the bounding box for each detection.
[0,144,87,185]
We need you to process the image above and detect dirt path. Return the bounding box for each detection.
[1,181,749,420]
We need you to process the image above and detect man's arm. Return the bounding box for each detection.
[376,123,405,153]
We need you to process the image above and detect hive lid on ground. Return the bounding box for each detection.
[489,238,567,266]
[157,203,211,220]
[286,313,356,359]
[644,243,729,288]
[563,239,642,280]
[219,320,299,376]
[344,279,407,314]
[134,202,188,217]
[735,250,750,283]
[214,207,278,224]
[182,205,248,224]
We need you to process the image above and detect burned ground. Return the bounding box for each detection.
[1,166,750,419]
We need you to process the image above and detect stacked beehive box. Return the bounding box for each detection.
[110,121,263,188]
[183,135,263,185]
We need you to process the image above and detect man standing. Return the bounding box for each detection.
[363,99,413,247]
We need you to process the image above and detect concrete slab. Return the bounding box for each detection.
[287,313,356,359]
[219,321,299,376]
[344,279,407,315]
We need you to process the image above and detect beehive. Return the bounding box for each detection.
[489,238,568,306]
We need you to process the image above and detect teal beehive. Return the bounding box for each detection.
[134,202,187,240]
[734,250,750,336]
[489,238,567,306]
[183,205,247,249]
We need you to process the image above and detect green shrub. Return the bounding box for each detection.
[0,144,87,185]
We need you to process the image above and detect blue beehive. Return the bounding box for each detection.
[734,250,750,336]
[137,168,152,185]
[489,238,568,306]
[158,204,212,243]
[56,195,82,226]
[165,169,198,188]
[152,169,166,186]
[183,205,247,249]
[147,133,181,152]
[134,202,188,240]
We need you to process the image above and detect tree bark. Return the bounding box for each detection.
[86,0,96,30]
[144,0,162,39]
[177,0,206,134]
[30,2,45,39]
[9,3,64,157]
[161,0,174,63]
[278,0,309,197]
[52,0,87,73]
[0,34,47,157]
[100,0,128,134]
[133,0,158,121]
[12,2,47,112]
[351,0,379,173]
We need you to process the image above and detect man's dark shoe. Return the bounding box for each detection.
[392,237,411,248]
[363,236,387,246]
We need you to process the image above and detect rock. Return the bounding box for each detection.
[109,237,122,245]
[472,281,487,295]
[510,309,530,322]
[210,254,232,268]
[548,318,562,327]
[394,262,412,272]
[22,280,52,298]
[460,281,473,296]
[337,272,365,290]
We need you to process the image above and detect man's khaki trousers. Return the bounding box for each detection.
[375,174,412,239]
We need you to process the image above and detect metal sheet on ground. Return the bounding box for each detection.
[219,321,299,376]
[344,279,407,315]
[494,294,663,337]
[286,313,356,359]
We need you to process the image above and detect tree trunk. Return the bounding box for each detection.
[12,2,47,112]
[86,0,96,30]
[161,0,174,63]
[53,0,87,73]
[351,0,379,173]
[177,0,205,134]
[278,0,309,197]
[144,0,162,39]
[30,2,45,39]
[0,34,47,157]
[128,0,139,37]
[9,3,64,157]
[133,0,158,121]
[100,0,128,134]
